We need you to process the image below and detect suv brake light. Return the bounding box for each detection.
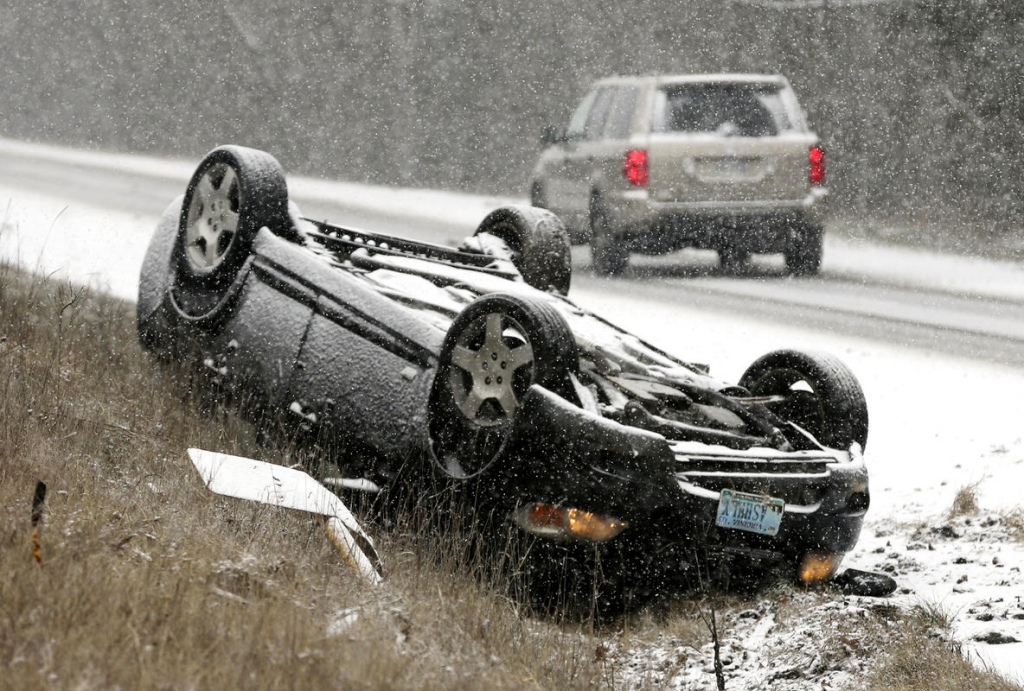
[809,146,825,185]
[624,149,648,187]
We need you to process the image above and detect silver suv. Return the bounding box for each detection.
[529,74,828,275]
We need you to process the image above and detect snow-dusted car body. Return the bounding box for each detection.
[138,146,870,604]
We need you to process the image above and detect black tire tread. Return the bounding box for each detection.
[475,205,573,295]
[589,199,629,276]
[785,224,823,276]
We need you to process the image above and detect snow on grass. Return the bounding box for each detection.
[568,280,1024,683]
[0,184,150,301]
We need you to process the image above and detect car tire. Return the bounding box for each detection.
[589,198,629,276]
[785,224,823,276]
[474,205,572,295]
[172,145,292,318]
[429,292,578,479]
[738,349,868,450]
[718,246,750,271]
[529,181,547,209]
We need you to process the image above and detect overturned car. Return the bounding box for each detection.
[138,145,872,607]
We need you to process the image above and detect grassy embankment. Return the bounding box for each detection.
[1,258,1020,691]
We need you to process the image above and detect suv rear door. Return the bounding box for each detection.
[646,81,816,207]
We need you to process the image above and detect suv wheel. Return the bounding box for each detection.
[590,199,629,276]
[718,246,750,272]
[785,224,823,276]
[529,181,547,209]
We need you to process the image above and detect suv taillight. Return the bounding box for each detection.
[809,146,825,185]
[624,149,648,187]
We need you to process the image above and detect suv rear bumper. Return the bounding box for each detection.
[606,188,827,254]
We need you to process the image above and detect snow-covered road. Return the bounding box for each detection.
[2,139,1023,683]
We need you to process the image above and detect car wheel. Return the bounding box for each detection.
[589,199,629,276]
[172,145,292,318]
[529,181,547,209]
[738,349,868,450]
[785,224,823,276]
[718,246,749,271]
[474,205,572,295]
[429,293,578,479]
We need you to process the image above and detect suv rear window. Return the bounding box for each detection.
[652,84,795,137]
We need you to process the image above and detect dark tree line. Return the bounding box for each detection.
[1,0,1021,230]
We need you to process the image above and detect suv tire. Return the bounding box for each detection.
[590,199,629,276]
[785,224,823,276]
[719,246,750,272]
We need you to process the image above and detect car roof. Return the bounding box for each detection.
[593,73,791,89]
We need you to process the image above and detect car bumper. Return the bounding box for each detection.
[670,439,868,565]
[493,386,867,583]
[604,187,828,251]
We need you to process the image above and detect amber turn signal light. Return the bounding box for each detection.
[797,550,843,584]
[515,502,628,542]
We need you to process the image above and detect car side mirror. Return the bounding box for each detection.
[541,125,565,146]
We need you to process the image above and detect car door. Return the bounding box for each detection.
[208,231,443,461]
[284,257,446,461]
[206,235,316,409]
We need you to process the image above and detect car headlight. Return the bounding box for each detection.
[514,502,628,542]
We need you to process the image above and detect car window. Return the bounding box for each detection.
[566,89,599,140]
[583,87,616,140]
[653,84,795,136]
[602,87,639,139]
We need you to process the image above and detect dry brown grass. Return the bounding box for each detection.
[863,607,1023,691]
[0,264,612,690]
[1001,508,1024,543]
[2,262,1022,691]
[947,482,982,518]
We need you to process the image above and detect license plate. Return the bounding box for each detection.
[715,489,784,536]
[698,157,748,177]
